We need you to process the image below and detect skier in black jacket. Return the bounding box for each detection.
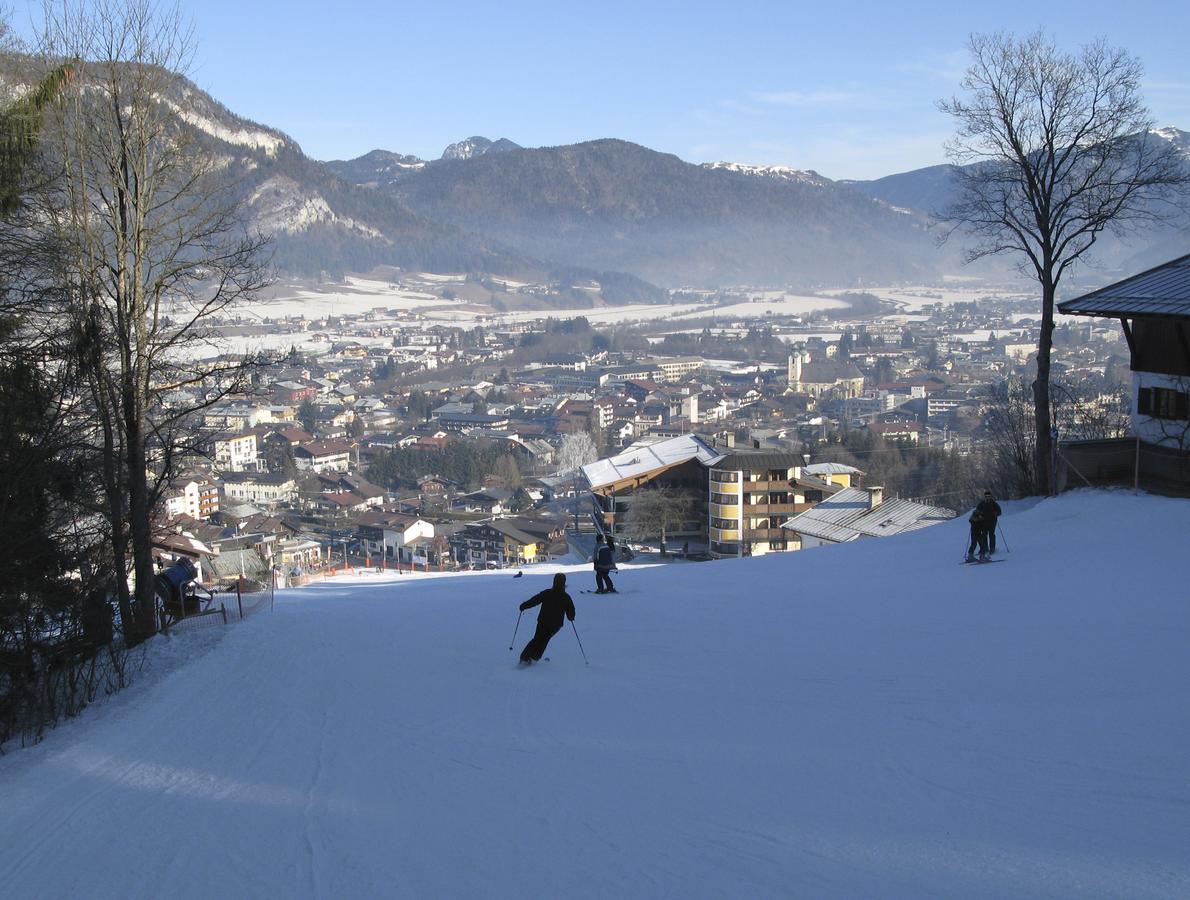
[593,534,617,594]
[966,509,989,561]
[975,491,1003,554]
[518,573,576,664]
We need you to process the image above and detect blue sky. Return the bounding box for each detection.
[10,0,1189,179]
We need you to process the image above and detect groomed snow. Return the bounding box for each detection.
[1,490,1188,898]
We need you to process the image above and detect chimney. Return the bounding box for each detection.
[867,486,883,509]
[725,432,735,448]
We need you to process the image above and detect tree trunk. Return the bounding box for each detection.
[1033,275,1057,495]
[124,382,157,644]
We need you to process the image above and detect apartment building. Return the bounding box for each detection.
[213,430,262,473]
[708,451,838,559]
[164,478,220,521]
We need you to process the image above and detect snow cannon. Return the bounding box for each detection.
[155,557,199,612]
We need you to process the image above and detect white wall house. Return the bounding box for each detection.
[294,440,352,474]
[213,431,261,473]
[164,479,219,521]
[221,473,297,507]
[1134,372,1190,449]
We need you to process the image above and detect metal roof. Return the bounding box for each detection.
[1058,253,1190,319]
[581,435,724,490]
[708,450,807,471]
[780,488,954,543]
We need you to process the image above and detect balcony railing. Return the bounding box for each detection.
[740,501,812,516]
[740,477,795,490]
[743,527,789,542]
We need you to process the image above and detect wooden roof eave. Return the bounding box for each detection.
[590,461,686,496]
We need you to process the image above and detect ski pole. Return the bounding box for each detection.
[998,524,1010,553]
[509,610,522,652]
[570,619,589,665]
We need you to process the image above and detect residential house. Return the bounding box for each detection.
[272,380,317,404]
[163,477,220,521]
[213,429,262,472]
[277,537,323,573]
[448,520,541,568]
[221,472,298,507]
[452,488,511,515]
[801,462,865,490]
[1058,253,1190,491]
[294,439,352,474]
[867,420,922,443]
[356,511,435,564]
[418,475,460,498]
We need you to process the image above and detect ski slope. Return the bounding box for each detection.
[1,491,1188,898]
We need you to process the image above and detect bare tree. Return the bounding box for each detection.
[1051,378,1131,442]
[556,430,599,530]
[13,0,269,644]
[557,430,598,473]
[620,487,700,556]
[940,31,1189,493]
[980,378,1037,497]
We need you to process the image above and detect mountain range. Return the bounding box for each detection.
[5,54,1187,293]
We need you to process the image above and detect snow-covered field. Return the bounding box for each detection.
[2,490,1188,898]
[822,284,1034,311]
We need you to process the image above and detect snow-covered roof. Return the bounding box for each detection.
[803,462,865,477]
[781,487,954,543]
[581,435,724,491]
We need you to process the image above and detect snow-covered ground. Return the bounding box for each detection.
[821,284,1034,311]
[2,490,1188,898]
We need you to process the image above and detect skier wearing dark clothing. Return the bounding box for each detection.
[974,491,1002,554]
[519,573,576,663]
[966,510,989,561]
[593,535,617,594]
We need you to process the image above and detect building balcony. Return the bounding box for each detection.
[741,501,813,517]
[709,503,740,518]
[743,527,789,542]
[740,477,796,490]
[710,528,741,542]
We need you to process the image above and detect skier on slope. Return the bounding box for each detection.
[518,572,576,664]
[593,534,617,594]
[966,509,989,562]
[974,490,1003,555]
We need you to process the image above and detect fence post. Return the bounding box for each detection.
[236,581,243,620]
[1134,433,1141,494]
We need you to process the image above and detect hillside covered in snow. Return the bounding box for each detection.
[0,490,1187,898]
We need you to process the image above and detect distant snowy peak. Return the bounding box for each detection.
[1152,126,1190,154]
[358,149,427,173]
[441,136,521,161]
[702,161,831,187]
